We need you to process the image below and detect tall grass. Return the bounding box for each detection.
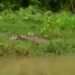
[0,7,75,56]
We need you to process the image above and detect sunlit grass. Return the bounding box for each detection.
[0,9,75,56]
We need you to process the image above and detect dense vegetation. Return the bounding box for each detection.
[0,0,75,56]
[0,0,75,12]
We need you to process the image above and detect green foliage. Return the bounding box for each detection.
[40,11,75,39]
[0,9,75,56]
[0,0,30,11]
[0,0,75,12]
[0,0,20,10]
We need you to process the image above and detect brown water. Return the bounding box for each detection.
[0,56,75,75]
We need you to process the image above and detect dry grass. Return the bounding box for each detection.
[0,56,75,75]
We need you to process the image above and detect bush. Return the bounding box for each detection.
[0,0,30,11]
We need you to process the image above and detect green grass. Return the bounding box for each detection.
[0,8,75,56]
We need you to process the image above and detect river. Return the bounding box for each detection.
[0,56,75,75]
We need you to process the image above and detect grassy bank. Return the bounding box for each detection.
[0,7,75,56]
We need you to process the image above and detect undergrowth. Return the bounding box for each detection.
[0,7,75,56]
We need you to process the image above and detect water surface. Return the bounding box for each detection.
[0,56,75,75]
